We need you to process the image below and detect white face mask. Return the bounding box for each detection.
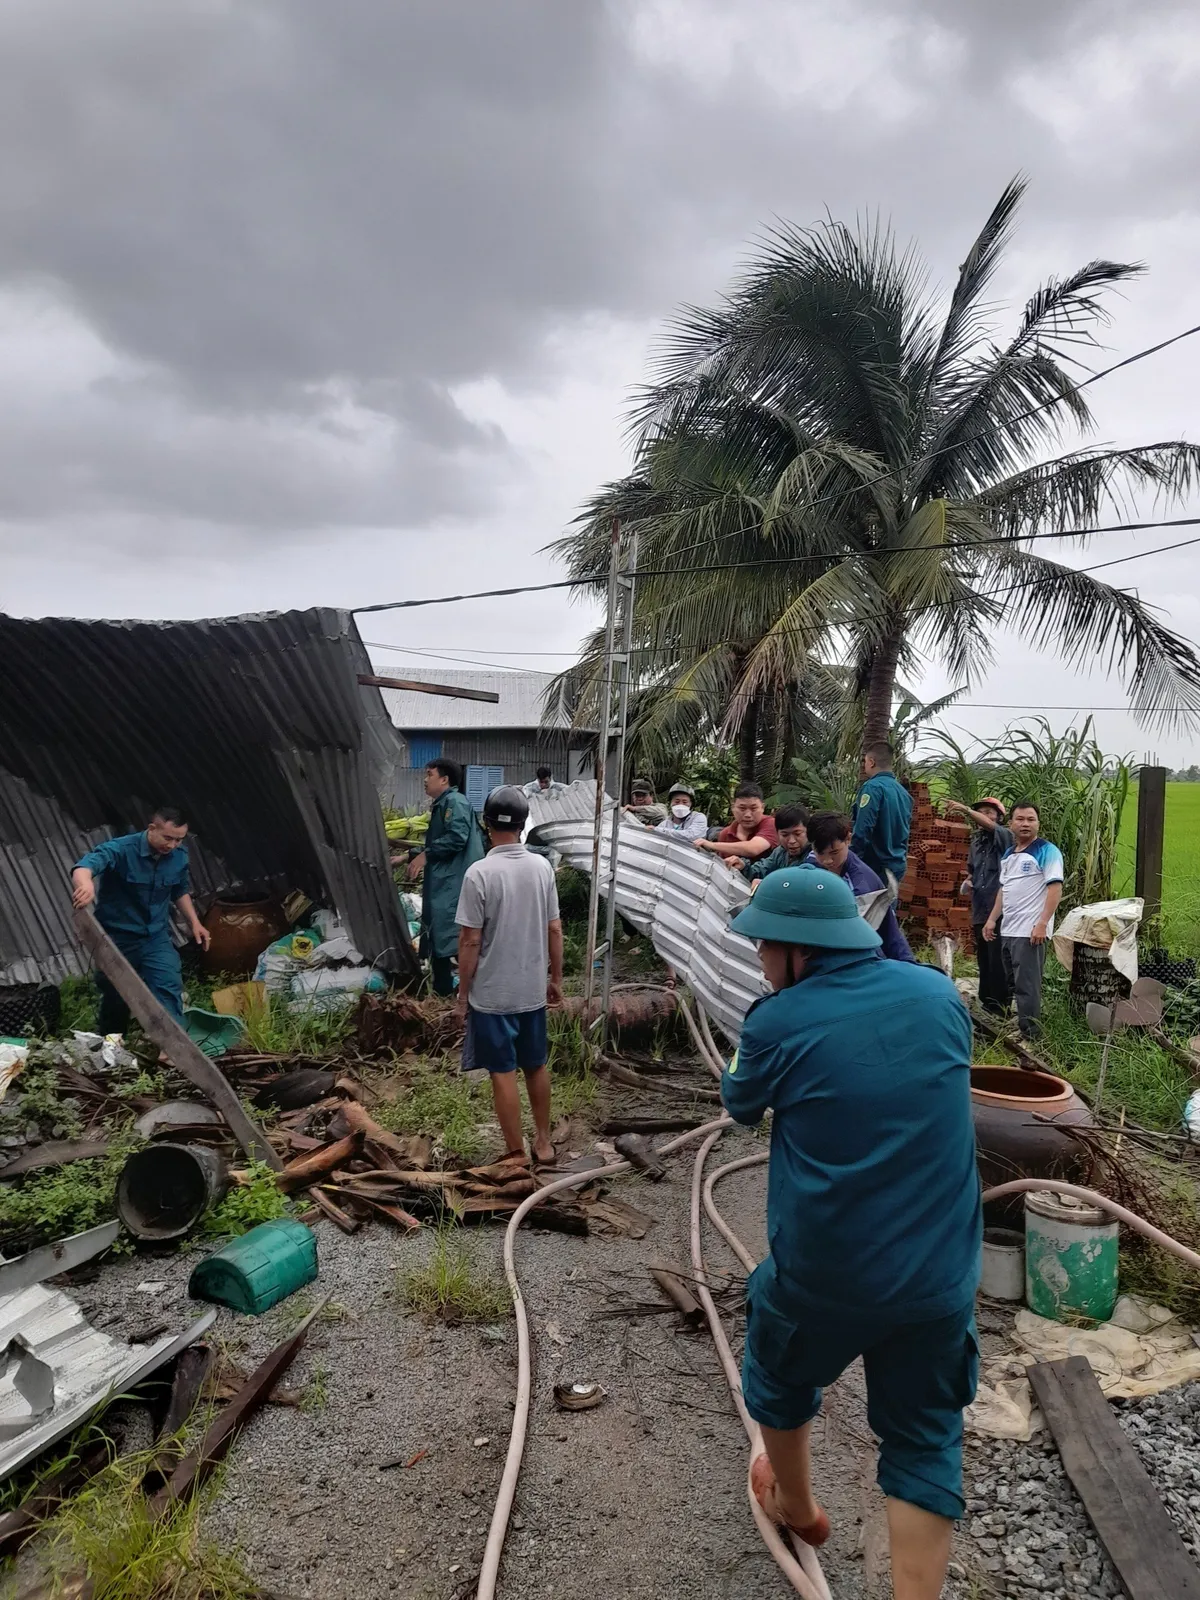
[671,802,691,819]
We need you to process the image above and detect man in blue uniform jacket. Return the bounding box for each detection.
[851,739,913,887]
[723,867,980,1600]
[72,806,211,1033]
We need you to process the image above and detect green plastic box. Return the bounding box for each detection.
[189,1219,318,1315]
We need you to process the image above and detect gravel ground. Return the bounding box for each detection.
[961,1381,1200,1597]
[72,1122,886,1600]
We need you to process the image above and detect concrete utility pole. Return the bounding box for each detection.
[1134,764,1167,939]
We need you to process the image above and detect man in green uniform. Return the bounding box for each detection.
[724,868,980,1599]
[411,759,484,995]
[851,740,913,888]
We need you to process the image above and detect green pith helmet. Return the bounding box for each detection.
[731,865,881,950]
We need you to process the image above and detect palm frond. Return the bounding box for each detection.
[987,547,1200,733]
[923,176,1027,397]
[974,441,1200,538]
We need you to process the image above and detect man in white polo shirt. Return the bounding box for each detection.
[982,802,1064,1040]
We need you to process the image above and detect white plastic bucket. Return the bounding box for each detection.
[981,1227,1025,1302]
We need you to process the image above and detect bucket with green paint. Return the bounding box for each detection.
[1024,1189,1118,1323]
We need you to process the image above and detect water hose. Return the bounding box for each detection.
[476,1115,732,1600]
[979,1178,1200,1269]
[689,1133,833,1600]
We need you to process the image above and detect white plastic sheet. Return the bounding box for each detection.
[1052,896,1144,984]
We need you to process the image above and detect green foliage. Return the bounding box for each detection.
[241,992,354,1058]
[1036,971,1192,1131]
[372,1064,493,1158]
[198,1160,292,1240]
[0,1131,144,1251]
[0,1050,85,1140]
[57,974,100,1034]
[921,718,1131,905]
[300,1362,331,1413]
[39,1446,257,1600]
[549,179,1200,776]
[769,752,859,815]
[555,864,592,924]
[681,745,740,823]
[400,1230,511,1325]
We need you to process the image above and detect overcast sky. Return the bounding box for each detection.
[2,0,1198,762]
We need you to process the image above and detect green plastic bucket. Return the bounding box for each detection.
[189,1219,318,1315]
[1024,1190,1118,1323]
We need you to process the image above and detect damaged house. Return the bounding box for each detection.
[0,608,424,995]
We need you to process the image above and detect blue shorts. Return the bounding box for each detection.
[464,1007,548,1074]
[742,1263,978,1521]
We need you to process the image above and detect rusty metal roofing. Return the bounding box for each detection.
[0,607,419,986]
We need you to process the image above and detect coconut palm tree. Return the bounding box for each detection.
[551,178,1200,765]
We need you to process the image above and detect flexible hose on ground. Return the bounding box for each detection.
[689,1133,833,1600]
[476,1115,732,1600]
[675,992,726,1080]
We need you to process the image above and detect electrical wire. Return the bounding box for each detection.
[354,314,1200,618]
[352,515,1200,616]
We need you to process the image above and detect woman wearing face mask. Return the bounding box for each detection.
[652,782,709,842]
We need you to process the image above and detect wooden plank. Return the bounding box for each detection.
[72,910,281,1170]
[1135,765,1167,933]
[356,673,500,704]
[1028,1356,1200,1599]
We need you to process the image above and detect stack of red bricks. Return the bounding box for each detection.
[897,781,974,953]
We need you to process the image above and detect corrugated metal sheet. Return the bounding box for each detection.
[0,1286,215,1480]
[526,782,768,1041]
[527,781,895,1043]
[0,608,419,985]
[381,668,574,732]
[382,733,588,812]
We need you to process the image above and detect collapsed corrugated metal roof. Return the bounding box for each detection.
[526,781,768,1040]
[379,668,574,732]
[0,607,419,986]
[527,781,893,1042]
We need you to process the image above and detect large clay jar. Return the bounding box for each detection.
[202,895,289,977]
[972,1065,1093,1224]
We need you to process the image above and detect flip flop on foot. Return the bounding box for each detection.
[750,1455,831,1547]
[532,1138,556,1167]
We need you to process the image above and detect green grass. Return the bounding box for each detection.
[371,1062,494,1158]
[239,992,355,1057]
[1036,971,1193,1131]
[399,1230,511,1325]
[0,1130,144,1251]
[38,1445,257,1600]
[1114,780,1200,954]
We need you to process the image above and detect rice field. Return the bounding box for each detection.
[1114,781,1200,954]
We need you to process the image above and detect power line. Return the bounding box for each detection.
[362,528,1200,669]
[641,321,1200,566]
[354,513,1200,616]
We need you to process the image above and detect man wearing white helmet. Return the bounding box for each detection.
[650,781,708,842]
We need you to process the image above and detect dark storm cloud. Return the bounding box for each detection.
[0,0,1196,535]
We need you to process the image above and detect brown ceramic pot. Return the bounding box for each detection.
[972,1065,1093,1223]
[202,895,289,977]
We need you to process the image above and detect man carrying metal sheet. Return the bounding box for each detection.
[723,868,980,1600]
[71,806,210,1032]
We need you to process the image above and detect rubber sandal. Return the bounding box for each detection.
[750,1454,831,1547]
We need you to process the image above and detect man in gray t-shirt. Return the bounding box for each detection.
[456,786,563,1165]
